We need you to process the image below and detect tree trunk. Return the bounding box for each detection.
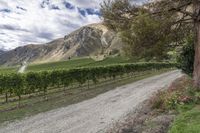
[193,22,200,87]
[193,0,200,88]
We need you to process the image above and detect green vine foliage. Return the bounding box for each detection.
[11,74,24,98]
[0,62,176,103]
[26,72,41,94]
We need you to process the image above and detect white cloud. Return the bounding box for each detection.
[69,0,101,8]
[0,0,145,50]
[0,0,102,50]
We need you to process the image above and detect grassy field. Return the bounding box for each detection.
[169,105,200,133]
[82,56,133,67]
[26,56,134,72]
[0,56,133,73]
[0,69,171,125]
[26,57,95,72]
[0,67,18,74]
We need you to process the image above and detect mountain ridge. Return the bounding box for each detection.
[0,23,123,66]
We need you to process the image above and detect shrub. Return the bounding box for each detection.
[194,92,200,103]
[177,36,194,76]
[150,91,166,110]
[151,76,198,111]
[164,91,180,110]
[178,95,193,104]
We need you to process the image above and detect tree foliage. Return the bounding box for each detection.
[100,0,200,88]
[100,0,136,31]
[122,10,178,60]
[100,0,193,61]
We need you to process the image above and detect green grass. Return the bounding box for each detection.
[0,69,171,126]
[26,56,134,72]
[0,67,18,74]
[26,57,95,72]
[169,105,200,133]
[0,56,137,73]
[83,56,134,67]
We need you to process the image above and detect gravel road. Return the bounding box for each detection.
[0,70,183,133]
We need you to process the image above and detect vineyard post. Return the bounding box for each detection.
[87,70,90,89]
[4,76,9,103]
[87,77,90,89]
[18,95,21,107]
[5,91,8,103]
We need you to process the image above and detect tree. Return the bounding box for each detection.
[101,0,136,31]
[101,0,200,88]
[101,0,188,61]
[149,0,200,86]
[121,10,176,60]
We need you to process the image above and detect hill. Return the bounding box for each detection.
[0,50,5,55]
[0,23,123,66]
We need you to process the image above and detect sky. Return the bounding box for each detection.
[0,0,145,50]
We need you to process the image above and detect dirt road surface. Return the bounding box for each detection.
[0,70,182,133]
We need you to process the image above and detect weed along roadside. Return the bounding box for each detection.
[108,75,200,133]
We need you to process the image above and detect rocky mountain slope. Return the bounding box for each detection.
[0,50,5,55]
[0,23,123,66]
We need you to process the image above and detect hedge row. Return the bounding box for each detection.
[0,62,176,103]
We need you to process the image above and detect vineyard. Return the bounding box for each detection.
[0,62,176,106]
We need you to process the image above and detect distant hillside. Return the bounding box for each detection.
[0,23,123,66]
[0,50,5,55]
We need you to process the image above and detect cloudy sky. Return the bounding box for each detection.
[0,0,145,50]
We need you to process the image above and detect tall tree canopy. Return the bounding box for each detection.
[101,0,200,87]
[120,10,179,61]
